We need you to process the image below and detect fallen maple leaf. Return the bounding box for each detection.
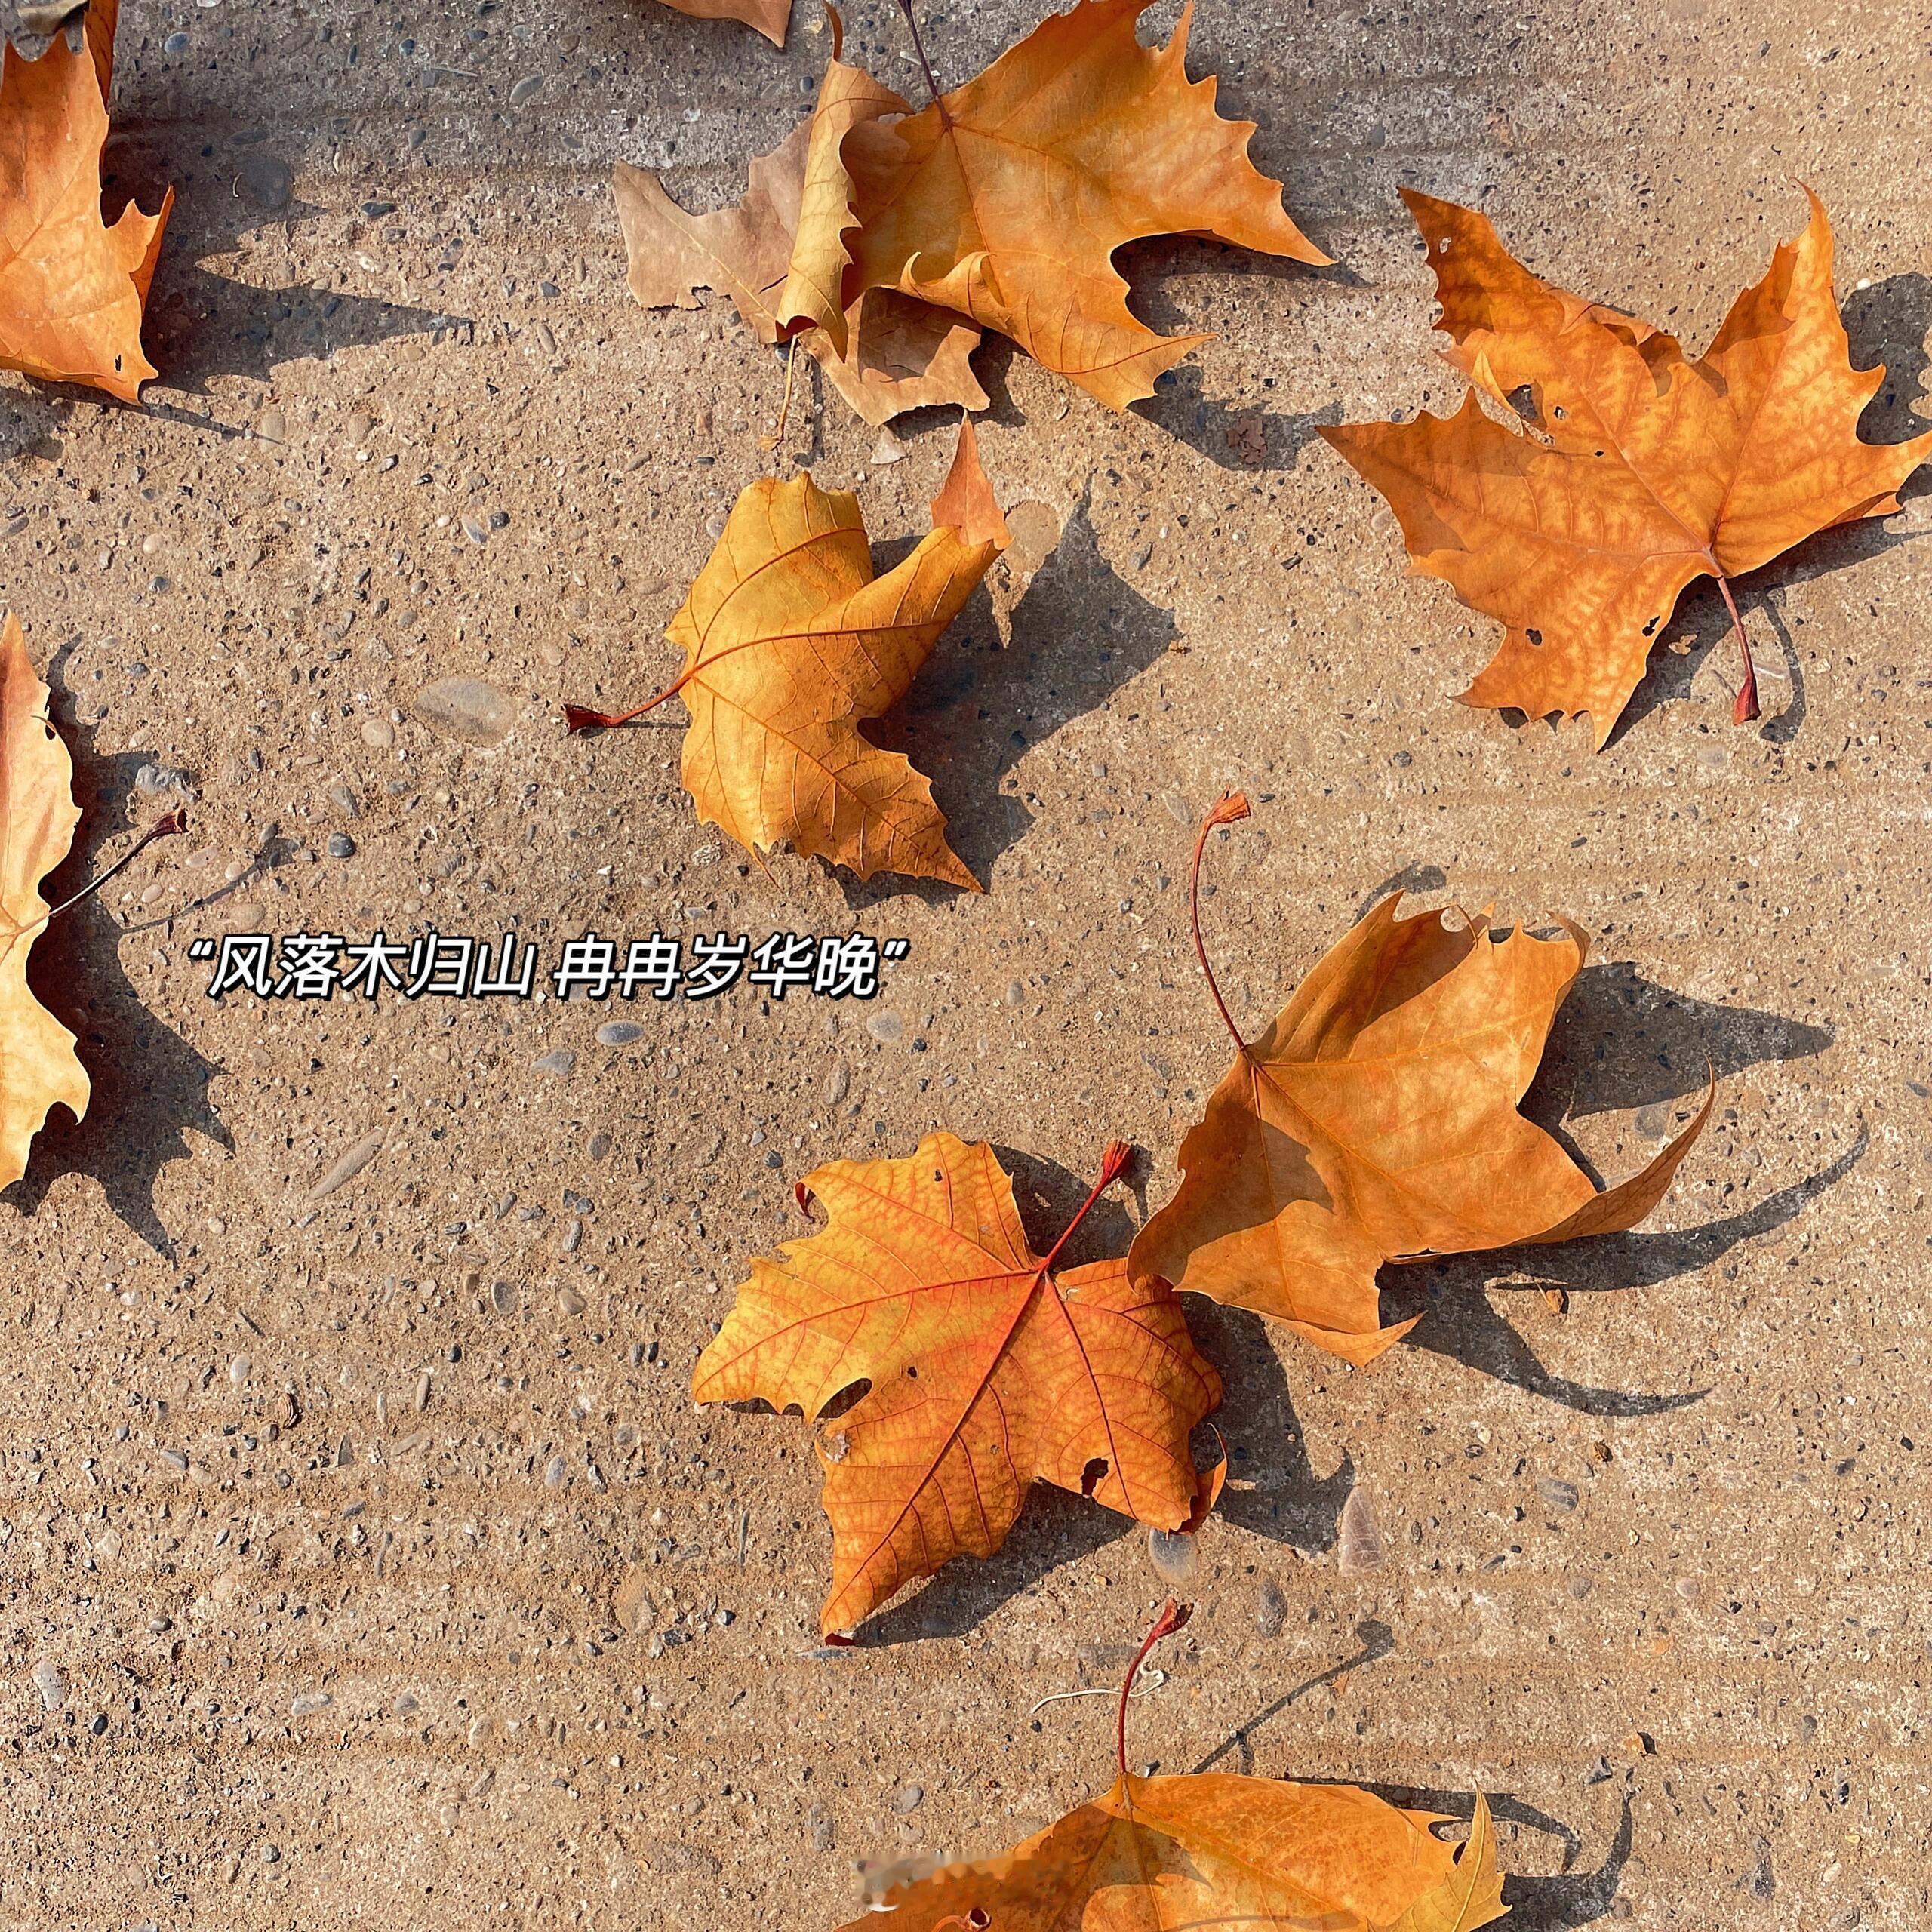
[0,612,88,1189]
[654,0,792,45]
[1322,189,1932,746]
[611,35,987,426]
[566,418,1004,888]
[1129,796,1712,1365]
[835,1601,1509,1930]
[0,0,173,403]
[780,0,1328,409]
[692,1134,1223,1638]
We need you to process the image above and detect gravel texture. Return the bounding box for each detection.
[0,1,1922,1927]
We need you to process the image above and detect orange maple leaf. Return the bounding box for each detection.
[567,419,1005,888]
[780,0,1327,410]
[1321,189,1932,747]
[0,0,173,403]
[1129,798,1711,1365]
[837,1602,1509,1930]
[0,612,88,1189]
[692,1133,1223,1638]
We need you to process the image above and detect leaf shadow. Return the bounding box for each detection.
[1186,1618,1395,1776]
[1533,961,1833,1124]
[2,691,233,1257]
[1386,1125,1865,1413]
[1134,360,1343,474]
[1180,1300,1357,1553]
[94,102,460,402]
[1843,270,1932,447]
[841,479,1180,909]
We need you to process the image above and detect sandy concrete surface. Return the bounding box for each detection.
[0,0,1925,1925]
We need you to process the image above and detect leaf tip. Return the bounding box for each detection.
[1204,790,1250,830]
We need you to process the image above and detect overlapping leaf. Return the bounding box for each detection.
[692,1132,1222,1636]
[1130,797,1711,1365]
[1323,189,1932,745]
[783,0,1328,409]
[0,612,87,1189]
[570,420,1005,887]
[0,0,173,403]
[612,45,986,424]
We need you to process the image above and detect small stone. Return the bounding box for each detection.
[1337,1487,1384,1572]
[558,1284,586,1317]
[646,1841,721,1878]
[891,1783,924,1814]
[30,1661,66,1712]
[290,1690,333,1718]
[491,1279,518,1315]
[228,1354,252,1386]
[255,406,287,445]
[509,72,546,106]
[309,1128,385,1202]
[1537,1476,1580,1512]
[614,1568,653,1632]
[1254,1578,1287,1638]
[326,832,356,859]
[361,717,395,749]
[823,1061,849,1104]
[545,1455,568,1487]
[587,1132,612,1161]
[1147,1526,1198,1584]
[327,783,359,818]
[597,1020,646,1046]
[533,1050,576,1076]
[1161,792,1193,824]
[236,153,293,212]
[411,676,512,746]
[869,429,908,466]
[1633,1100,1675,1140]
[259,1844,281,1865]
[866,1011,903,1044]
[461,516,489,546]
[807,1799,835,1852]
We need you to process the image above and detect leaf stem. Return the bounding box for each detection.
[761,334,801,454]
[1714,572,1761,725]
[1189,793,1251,1052]
[1118,1598,1190,1783]
[1039,1139,1132,1274]
[891,0,948,118]
[562,671,693,735]
[34,808,187,933]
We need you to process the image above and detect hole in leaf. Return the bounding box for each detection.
[817,1378,872,1423]
[1080,1457,1110,1497]
[1436,235,1451,254]
[1642,614,1660,637]
[1525,627,1543,646]
[1551,404,1566,420]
